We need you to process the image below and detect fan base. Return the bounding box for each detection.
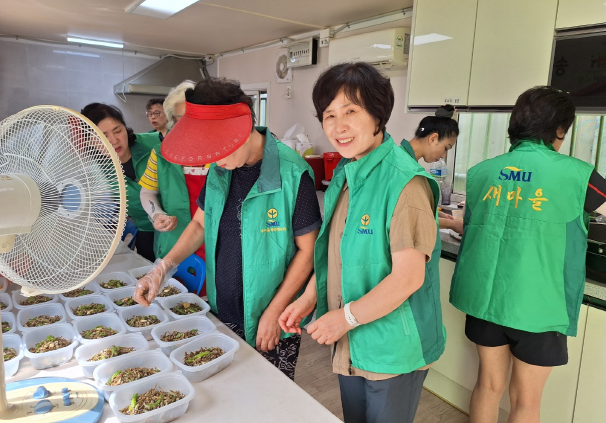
[1,377,103,423]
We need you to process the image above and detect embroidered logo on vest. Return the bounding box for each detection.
[262,208,286,233]
[358,214,373,235]
[498,166,532,182]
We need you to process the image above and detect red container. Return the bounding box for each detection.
[304,156,325,190]
[323,152,342,180]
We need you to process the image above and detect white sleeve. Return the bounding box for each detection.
[140,186,166,218]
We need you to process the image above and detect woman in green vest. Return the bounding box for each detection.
[401,105,463,234]
[81,103,160,262]
[279,62,445,423]
[133,77,321,380]
[450,86,606,423]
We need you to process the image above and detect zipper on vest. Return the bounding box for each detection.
[398,306,411,336]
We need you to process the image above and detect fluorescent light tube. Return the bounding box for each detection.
[126,0,199,19]
[414,33,453,46]
[67,37,124,49]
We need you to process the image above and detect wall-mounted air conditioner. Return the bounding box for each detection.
[328,27,410,69]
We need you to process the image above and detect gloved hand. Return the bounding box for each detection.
[132,258,178,306]
[152,213,178,232]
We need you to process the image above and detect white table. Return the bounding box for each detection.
[5,249,341,422]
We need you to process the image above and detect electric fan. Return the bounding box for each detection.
[0,105,127,422]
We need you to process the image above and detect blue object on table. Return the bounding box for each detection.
[34,399,53,414]
[121,219,139,250]
[174,254,206,296]
[33,385,50,399]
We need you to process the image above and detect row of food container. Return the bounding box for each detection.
[1,269,240,422]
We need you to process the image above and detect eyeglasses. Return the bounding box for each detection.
[147,111,164,118]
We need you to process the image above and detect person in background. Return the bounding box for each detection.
[139,80,208,268]
[280,62,445,423]
[81,103,161,262]
[450,86,606,423]
[146,98,168,140]
[402,105,463,234]
[133,77,322,380]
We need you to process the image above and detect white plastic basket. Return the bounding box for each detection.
[94,271,137,293]
[93,349,174,401]
[150,316,217,356]
[58,283,101,302]
[3,333,24,377]
[117,304,169,340]
[22,323,78,370]
[159,293,210,320]
[2,313,17,335]
[64,294,115,320]
[105,287,138,309]
[153,279,188,303]
[127,265,153,281]
[72,313,128,344]
[0,292,12,313]
[12,291,58,310]
[16,302,67,332]
[169,332,240,383]
[108,372,195,423]
[75,333,149,379]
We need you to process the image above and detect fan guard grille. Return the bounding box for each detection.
[0,106,126,293]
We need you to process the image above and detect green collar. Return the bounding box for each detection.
[213,126,281,193]
[509,139,556,153]
[334,133,394,189]
[400,138,416,160]
[130,142,149,166]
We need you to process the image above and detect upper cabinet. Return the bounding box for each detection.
[407,0,478,108]
[407,0,558,109]
[467,0,558,106]
[556,0,606,29]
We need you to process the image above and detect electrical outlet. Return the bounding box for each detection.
[286,86,292,99]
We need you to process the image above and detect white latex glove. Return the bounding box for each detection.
[132,258,178,306]
[152,213,178,232]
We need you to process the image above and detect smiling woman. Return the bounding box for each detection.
[280,62,445,423]
[81,103,161,262]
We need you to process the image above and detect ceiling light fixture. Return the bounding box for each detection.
[67,37,124,49]
[126,0,200,19]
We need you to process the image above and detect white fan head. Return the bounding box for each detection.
[0,105,127,294]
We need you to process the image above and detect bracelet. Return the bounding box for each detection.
[344,302,361,328]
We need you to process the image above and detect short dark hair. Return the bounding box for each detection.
[146,98,165,111]
[508,86,576,145]
[81,103,136,146]
[185,77,256,127]
[312,62,394,136]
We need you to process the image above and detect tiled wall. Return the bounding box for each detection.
[0,39,164,133]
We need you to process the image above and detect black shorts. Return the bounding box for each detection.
[465,315,568,367]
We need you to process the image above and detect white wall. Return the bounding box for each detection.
[217,19,431,159]
[0,38,216,133]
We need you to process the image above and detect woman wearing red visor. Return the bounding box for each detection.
[133,77,322,379]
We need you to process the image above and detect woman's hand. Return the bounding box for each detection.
[256,308,282,352]
[279,293,317,335]
[307,308,351,345]
[153,214,178,232]
[438,210,453,220]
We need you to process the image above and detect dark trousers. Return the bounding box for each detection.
[135,230,156,262]
[338,370,428,423]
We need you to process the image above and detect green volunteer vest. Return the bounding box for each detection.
[124,133,161,232]
[204,127,314,347]
[450,140,593,336]
[154,149,193,258]
[315,135,446,375]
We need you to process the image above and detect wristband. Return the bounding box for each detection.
[344,302,361,328]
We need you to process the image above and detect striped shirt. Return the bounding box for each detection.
[139,149,209,190]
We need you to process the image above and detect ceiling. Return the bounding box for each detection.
[0,0,412,56]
